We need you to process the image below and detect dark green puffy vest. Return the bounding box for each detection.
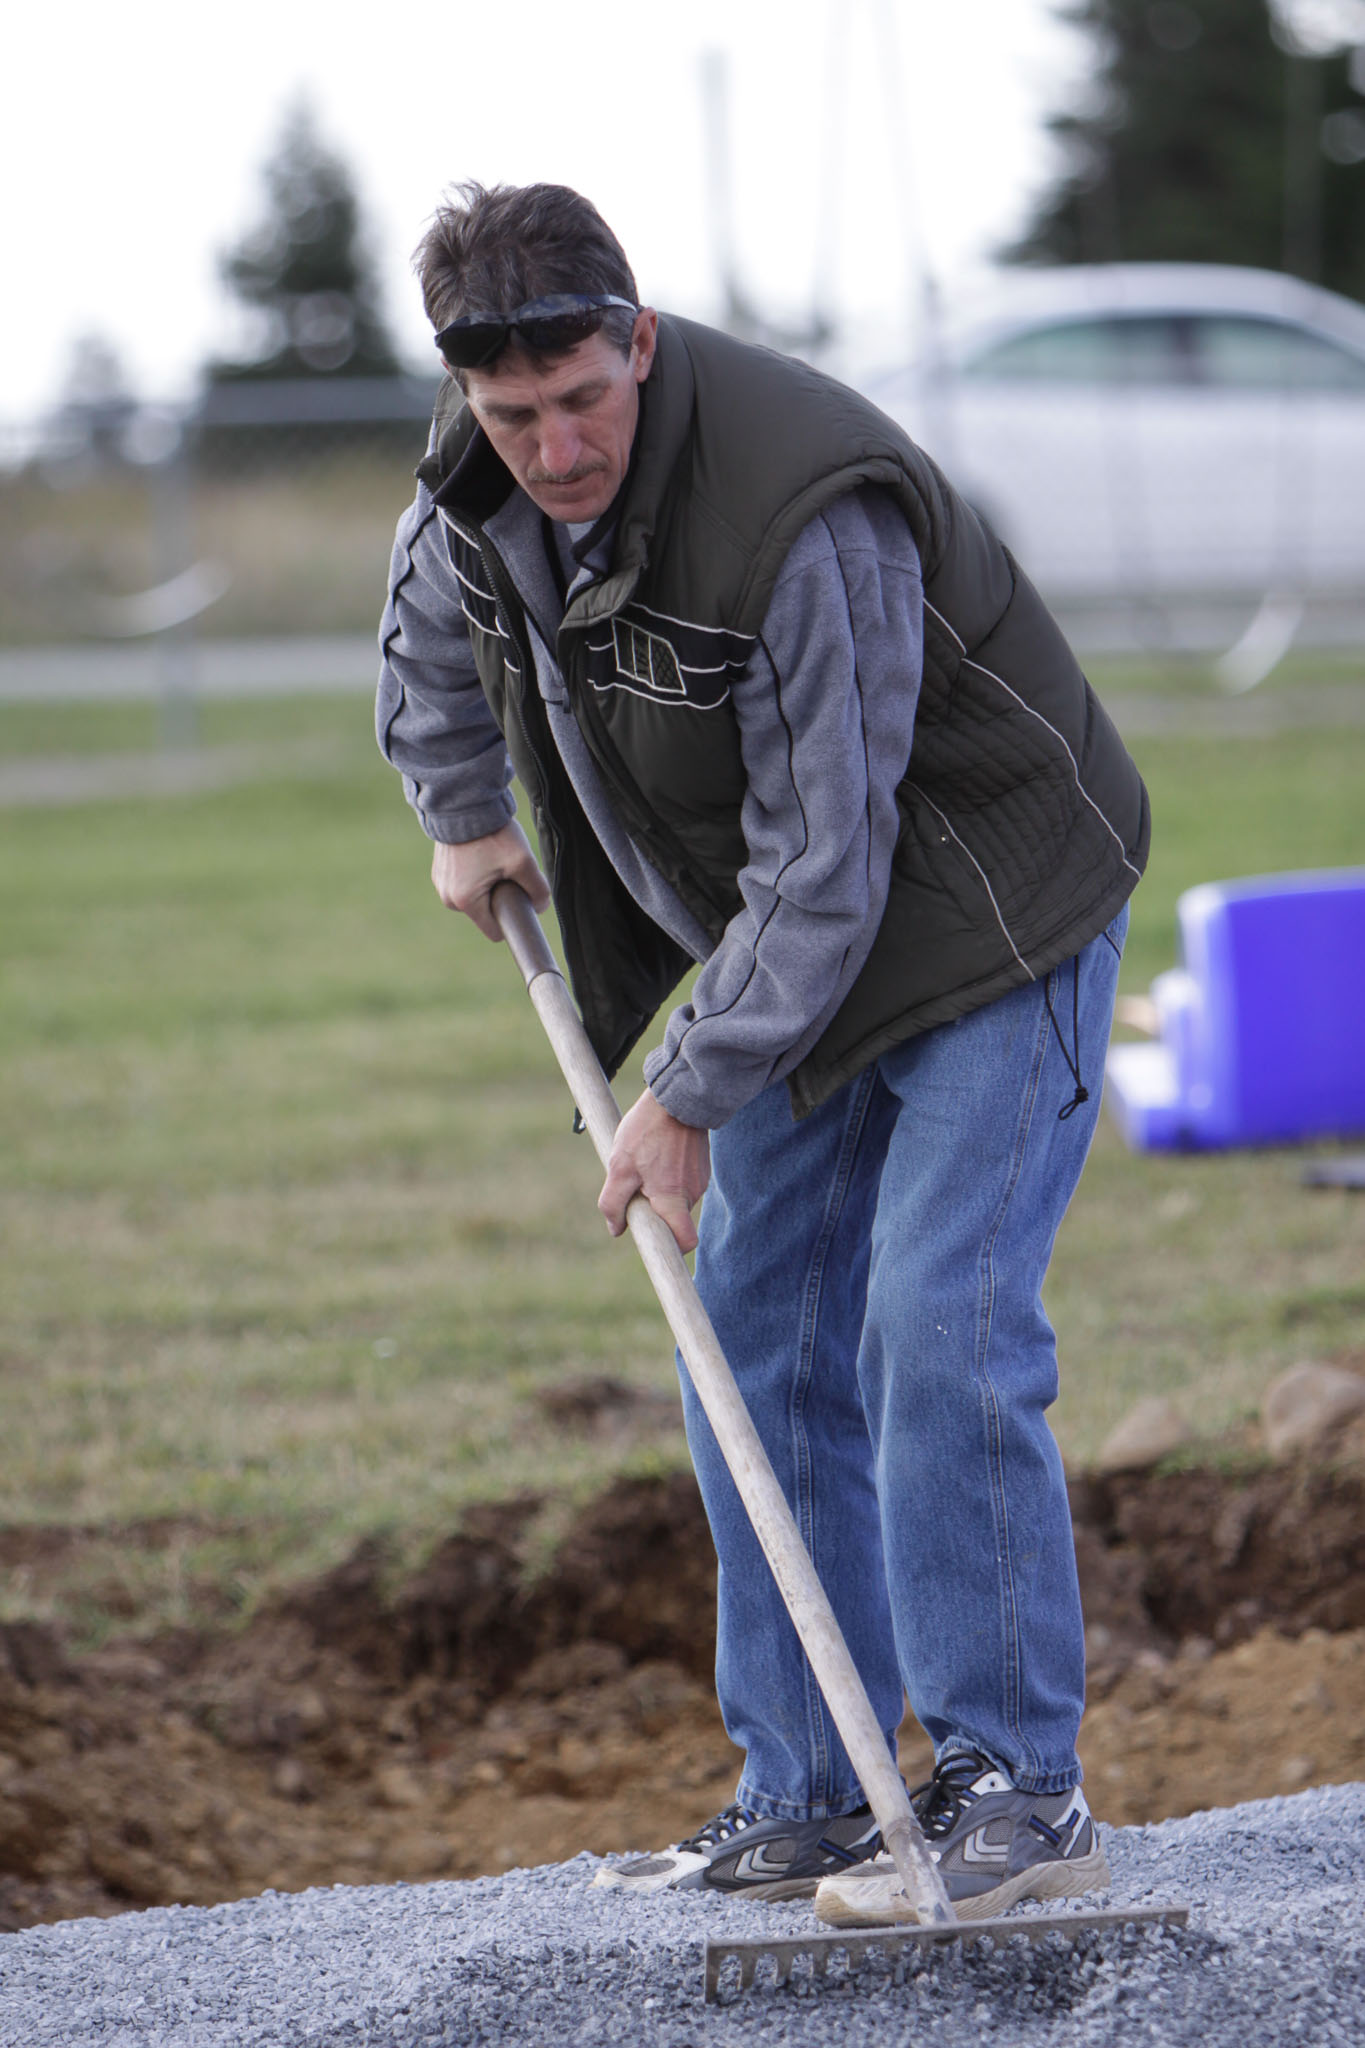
[420,315,1149,1116]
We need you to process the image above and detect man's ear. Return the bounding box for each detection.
[630,307,659,383]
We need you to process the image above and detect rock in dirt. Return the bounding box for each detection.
[0,1624,69,1690]
[1094,1396,1191,1475]
[1262,1360,1365,1459]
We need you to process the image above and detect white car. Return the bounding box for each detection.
[855,264,1365,607]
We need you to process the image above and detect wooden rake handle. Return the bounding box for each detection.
[490,880,954,1926]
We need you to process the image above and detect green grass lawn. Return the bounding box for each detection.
[0,693,367,758]
[1,681,1363,1639]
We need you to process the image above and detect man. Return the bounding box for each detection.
[376,181,1148,1924]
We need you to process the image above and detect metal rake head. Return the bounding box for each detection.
[704,1901,1191,2002]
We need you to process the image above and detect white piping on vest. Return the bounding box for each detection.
[450,559,494,602]
[440,513,523,676]
[625,596,754,646]
[923,597,1143,885]
[907,782,1034,979]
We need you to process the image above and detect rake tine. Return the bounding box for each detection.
[704,1902,1191,2002]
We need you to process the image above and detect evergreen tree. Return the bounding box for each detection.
[49,332,137,463]
[211,101,401,381]
[1007,0,1365,301]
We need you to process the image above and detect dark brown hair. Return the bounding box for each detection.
[413,181,639,366]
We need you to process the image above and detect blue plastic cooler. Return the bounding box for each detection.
[1105,868,1365,1152]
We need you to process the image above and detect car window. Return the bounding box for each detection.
[959,316,1186,384]
[1190,316,1365,391]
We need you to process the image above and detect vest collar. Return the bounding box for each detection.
[422,396,515,527]
[612,317,694,573]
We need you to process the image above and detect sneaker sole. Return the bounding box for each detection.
[593,1868,834,1901]
[713,1875,824,1901]
[814,1842,1112,1928]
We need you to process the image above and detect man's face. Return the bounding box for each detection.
[462,309,658,524]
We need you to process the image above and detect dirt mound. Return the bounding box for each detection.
[1069,1454,1365,1690]
[1,1456,1362,1934]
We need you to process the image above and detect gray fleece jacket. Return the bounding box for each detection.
[376,480,923,1128]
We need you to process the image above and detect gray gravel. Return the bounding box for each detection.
[2,1783,1360,2047]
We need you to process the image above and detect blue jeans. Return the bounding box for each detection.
[682,910,1127,1820]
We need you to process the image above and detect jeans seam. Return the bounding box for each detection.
[791,1066,879,1804]
[973,979,1054,1785]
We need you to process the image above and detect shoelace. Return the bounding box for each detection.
[677,1803,760,1853]
[909,1751,994,1840]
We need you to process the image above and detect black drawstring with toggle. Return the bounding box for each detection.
[1044,955,1090,1121]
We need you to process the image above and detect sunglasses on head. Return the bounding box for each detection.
[434,293,639,371]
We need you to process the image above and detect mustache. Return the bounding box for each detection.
[526,459,609,485]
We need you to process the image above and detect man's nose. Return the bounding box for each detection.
[537,416,581,478]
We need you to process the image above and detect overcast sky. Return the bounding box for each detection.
[3,0,1084,418]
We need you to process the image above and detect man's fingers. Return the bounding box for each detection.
[598,1160,642,1238]
[598,1182,698,1254]
[493,845,552,915]
[498,865,550,927]
[430,830,550,941]
[522,861,552,912]
[598,1091,708,1251]
[465,898,505,942]
[649,1195,699,1255]
[599,1172,701,1247]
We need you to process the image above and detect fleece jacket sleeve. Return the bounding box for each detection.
[374,487,517,845]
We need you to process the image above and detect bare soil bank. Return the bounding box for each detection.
[2,1452,1362,1933]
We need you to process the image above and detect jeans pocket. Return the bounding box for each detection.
[1103,901,1131,958]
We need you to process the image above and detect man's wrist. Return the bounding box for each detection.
[642,1058,714,1133]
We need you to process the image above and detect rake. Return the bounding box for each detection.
[490,881,1189,2000]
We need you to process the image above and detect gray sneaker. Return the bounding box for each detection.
[592,1800,882,1899]
[814,1750,1109,1926]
